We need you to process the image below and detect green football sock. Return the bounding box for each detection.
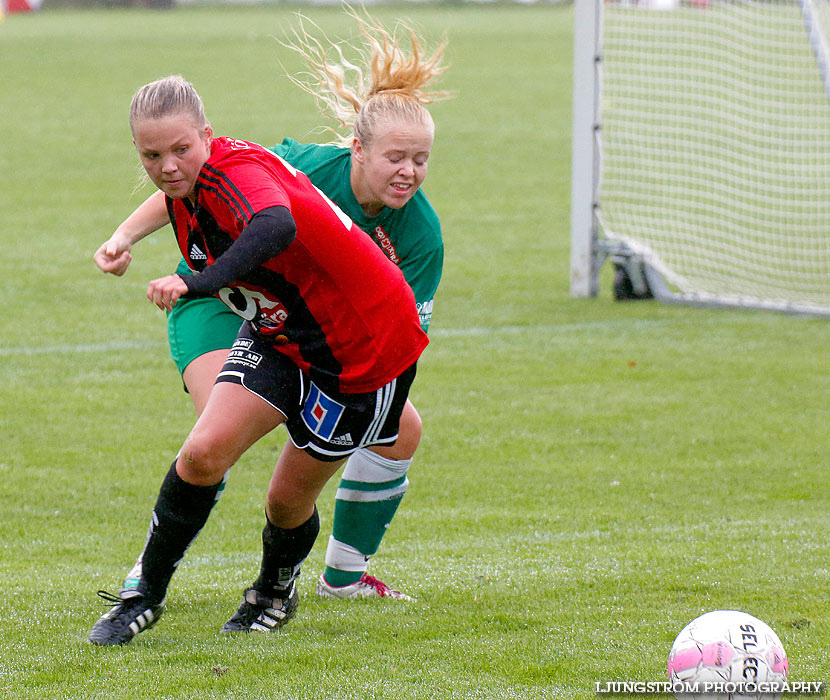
[323,450,411,587]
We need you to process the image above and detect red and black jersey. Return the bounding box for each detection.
[166,137,428,394]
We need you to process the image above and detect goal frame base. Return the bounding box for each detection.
[606,241,830,319]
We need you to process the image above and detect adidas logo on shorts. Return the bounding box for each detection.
[329,433,354,446]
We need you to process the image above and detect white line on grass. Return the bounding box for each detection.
[0,339,166,356]
[432,317,718,338]
[0,316,752,356]
[0,323,620,356]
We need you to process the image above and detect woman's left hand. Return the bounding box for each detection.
[147,274,189,312]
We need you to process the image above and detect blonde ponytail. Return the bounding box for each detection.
[282,5,450,147]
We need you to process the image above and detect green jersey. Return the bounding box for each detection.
[270,138,443,332]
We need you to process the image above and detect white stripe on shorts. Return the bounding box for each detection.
[362,378,396,447]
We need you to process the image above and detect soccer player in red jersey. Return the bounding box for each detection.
[88,75,428,646]
[95,8,449,605]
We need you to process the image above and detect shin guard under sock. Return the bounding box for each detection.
[137,460,222,601]
[253,507,320,595]
[324,450,411,586]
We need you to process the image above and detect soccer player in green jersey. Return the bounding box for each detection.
[94,7,448,602]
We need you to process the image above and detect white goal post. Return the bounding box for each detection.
[570,0,830,317]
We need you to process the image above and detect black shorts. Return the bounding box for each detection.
[215,324,416,462]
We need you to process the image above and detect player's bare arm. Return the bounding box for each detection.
[93,190,170,276]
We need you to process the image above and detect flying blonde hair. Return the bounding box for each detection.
[282,4,451,148]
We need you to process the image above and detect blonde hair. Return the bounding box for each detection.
[129,75,207,133]
[283,5,450,148]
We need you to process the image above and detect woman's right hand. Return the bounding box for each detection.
[93,234,133,276]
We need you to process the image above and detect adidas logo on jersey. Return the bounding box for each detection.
[190,244,208,261]
[330,433,354,446]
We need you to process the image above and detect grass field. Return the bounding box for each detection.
[1,4,829,699]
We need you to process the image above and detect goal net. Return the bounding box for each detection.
[571,0,830,316]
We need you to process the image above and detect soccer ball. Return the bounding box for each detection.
[667,610,789,700]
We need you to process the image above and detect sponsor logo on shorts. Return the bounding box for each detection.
[302,383,345,442]
[226,338,262,369]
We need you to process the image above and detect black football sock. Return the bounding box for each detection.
[137,460,222,601]
[252,507,320,595]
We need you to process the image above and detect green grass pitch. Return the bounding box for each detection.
[1,4,829,699]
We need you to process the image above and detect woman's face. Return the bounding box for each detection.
[353,119,434,216]
[132,114,213,200]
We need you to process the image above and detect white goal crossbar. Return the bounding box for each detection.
[570,0,830,317]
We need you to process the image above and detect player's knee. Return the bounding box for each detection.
[265,493,312,529]
[177,435,232,484]
[388,404,422,459]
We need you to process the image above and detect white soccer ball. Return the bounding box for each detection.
[667,610,789,700]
